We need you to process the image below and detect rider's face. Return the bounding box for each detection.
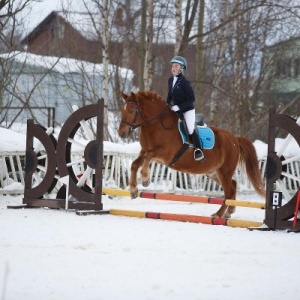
[171,63,182,76]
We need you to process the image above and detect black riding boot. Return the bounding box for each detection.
[190,130,205,162]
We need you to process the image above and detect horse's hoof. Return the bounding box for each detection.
[224,212,232,219]
[130,189,138,199]
[142,179,150,187]
[211,213,221,218]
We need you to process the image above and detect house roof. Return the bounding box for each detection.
[56,10,100,41]
[266,36,300,49]
[21,11,59,45]
[22,4,180,45]
[0,51,134,79]
[21,10,101,45]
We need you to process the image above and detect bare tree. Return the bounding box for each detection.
[143,0,154,90]
[0,52,61,128]
[0,0,38,112]
[178,0,199,55]
[98,0,110,140]
[3,0,300,143]
[230,0,243,134]
[0,0,34,54]
[180,0,300,140]
[195,0,205,113]
[174,0,183,55]
[138,0,146,90]
[209,1,237,126]
[80,0,110,140]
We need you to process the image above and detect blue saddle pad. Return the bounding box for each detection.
[178,120,215,150]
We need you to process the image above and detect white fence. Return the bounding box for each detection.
[1,150,299,196]
[0,152,25,194]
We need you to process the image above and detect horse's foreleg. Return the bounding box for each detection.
[140,151,154,187]
[129,151,145,198]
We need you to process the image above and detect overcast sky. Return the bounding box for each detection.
[21,0,80,34]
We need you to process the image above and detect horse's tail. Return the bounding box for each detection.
[238,137,266,198]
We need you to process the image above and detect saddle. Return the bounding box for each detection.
[178,114,215,150]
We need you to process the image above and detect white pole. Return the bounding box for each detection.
[58,175,70,212]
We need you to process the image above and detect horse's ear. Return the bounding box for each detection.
[130,92,137,101]
[121,92,129,100]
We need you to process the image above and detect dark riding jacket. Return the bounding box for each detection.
[166,73,195,113]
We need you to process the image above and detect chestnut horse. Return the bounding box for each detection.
[118,91,265,218]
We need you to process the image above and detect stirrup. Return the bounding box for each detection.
[194,148,205,161]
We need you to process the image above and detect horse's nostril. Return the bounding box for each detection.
[120,131,127,138]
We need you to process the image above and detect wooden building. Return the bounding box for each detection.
[21,11,197,98]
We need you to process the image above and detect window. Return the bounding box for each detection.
[294,59,300,77]
[51,22,65,39]
[276,59,291,78]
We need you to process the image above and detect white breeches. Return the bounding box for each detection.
[183,109,195,135]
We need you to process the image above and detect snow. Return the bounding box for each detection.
[6,4,299,296]
[1,127,300,299]
[2,125,300,157]
[1,193,300,300]
[0,128,26,152]
[0,51,134,79]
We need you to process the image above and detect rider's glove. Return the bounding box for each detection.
[171,105,179,112]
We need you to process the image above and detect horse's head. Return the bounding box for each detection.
[118,92,142,139]
[118,91,170,139]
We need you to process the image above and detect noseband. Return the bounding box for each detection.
[120,101,171,133]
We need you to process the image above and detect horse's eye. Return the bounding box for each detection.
[129,109,134,114]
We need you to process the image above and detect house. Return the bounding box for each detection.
[20,10,197,98]
[0,51,133,126]
[21,11,102,64]
[261,37,300,112]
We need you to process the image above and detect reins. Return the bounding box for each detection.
[120,101,172,132]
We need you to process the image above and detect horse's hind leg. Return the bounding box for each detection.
[223,179,237,218]
[210,172,237,218]
[129,150,145,198]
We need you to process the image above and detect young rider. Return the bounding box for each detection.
[166,56,205,162]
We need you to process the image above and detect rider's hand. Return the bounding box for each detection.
[171,105,179,112]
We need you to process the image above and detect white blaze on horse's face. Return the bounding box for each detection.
[119,101,137,139]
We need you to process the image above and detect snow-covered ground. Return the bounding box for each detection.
[1,121,300,299]
[1,192,300,300]
[3,3,300,297]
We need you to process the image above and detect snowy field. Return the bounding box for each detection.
[1,119,299,299]
[1,122,300,299]
[1,191,300,300]
[2,2,299,297]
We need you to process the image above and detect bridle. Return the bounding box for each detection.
[120,100,171,133]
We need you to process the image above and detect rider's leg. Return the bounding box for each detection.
[191,130,205,161]
[183,109,205,162]
[182,109,195,135]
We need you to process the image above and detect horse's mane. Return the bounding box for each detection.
[136,91,166,105]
